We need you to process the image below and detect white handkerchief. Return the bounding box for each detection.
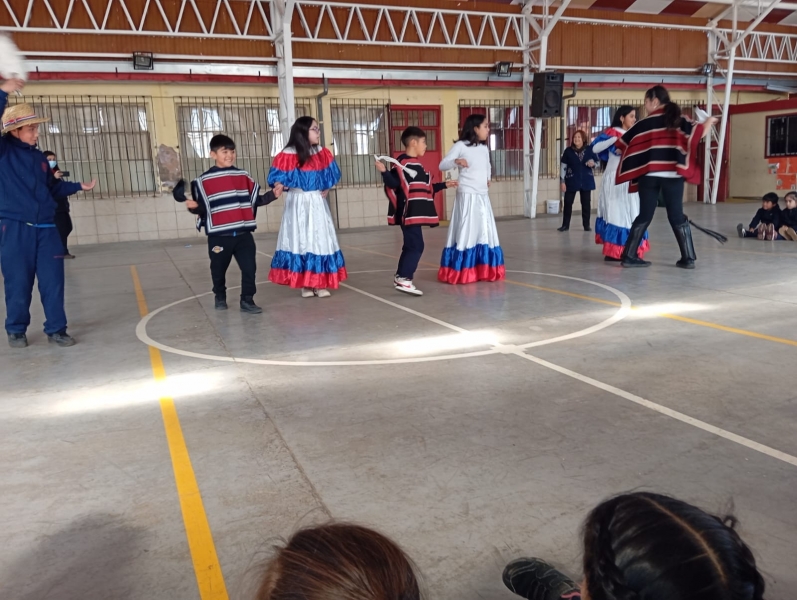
[374,155,418,178]
[693,107,710,124]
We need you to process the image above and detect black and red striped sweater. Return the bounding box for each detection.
[615,108,705,193]
[382,154,447,227]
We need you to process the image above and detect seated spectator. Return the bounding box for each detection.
[254,523,422,600]
[738,192,782,240]
[503,491,765,600]
[779,191,797,241]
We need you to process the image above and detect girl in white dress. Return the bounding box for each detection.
[268,117,346,298]
[592,106,650,262]
[438,114,505,284]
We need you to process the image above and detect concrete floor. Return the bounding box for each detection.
[1,202,795,600]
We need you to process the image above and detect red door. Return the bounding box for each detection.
[388,106,444,219]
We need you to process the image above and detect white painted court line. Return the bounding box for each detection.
[513,350,797,468]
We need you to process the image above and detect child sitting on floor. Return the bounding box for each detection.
[737,192,782,240]
[779,190,797,241]
[172,134,283,313]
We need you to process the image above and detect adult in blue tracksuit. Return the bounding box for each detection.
[558,130,597,232]
[0,79,96,348]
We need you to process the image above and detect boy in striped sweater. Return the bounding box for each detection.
[173,134,283,313]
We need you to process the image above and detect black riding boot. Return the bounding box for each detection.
[673,219,696,269]
[620,222,651,268]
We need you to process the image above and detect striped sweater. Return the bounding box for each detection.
[615,108,704,193]
[191,166,260,235]
[382,154,446,227]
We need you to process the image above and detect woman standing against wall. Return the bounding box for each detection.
[615,86,716,269]
[558,131,597,232]
[592,106,649,262]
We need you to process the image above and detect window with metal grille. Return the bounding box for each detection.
[9,95,157,198]
[767,114,797,157]
[457,101,555,179]
[330,99,389,187]
[175,97,313,186]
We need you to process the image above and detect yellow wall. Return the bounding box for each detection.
[729,107,797,198]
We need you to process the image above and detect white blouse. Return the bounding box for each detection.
[439,141,491,195]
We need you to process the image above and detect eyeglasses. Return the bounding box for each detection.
[309,127,320,132]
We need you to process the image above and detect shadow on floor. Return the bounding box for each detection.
[0,514,148,600]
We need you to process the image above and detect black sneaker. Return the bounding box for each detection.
[557,226,569,232]
[47,331,76,347]
[240,297,262,314]
[502,558,581,600]
[215,295,228,310]
[737,223,745,238]
[676,259,696,270]
[7,333,28,348]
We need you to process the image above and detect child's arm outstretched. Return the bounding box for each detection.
[375,160,400,189]
[433,180,458,194]
[255,182,284,207]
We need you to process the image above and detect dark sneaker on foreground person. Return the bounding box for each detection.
[47,331,76,347]
[503,558,581,600]
[7,333,28,348]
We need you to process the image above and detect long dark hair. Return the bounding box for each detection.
[286,116,318,167]
[646,85,682,129]
[582,492,765,600]
[611,105,636,129]
[255,523,422,600]
[458,114,488,146]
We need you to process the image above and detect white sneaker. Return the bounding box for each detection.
[394,276,423,296]
[314,288,331,298]
[301,287,315,298]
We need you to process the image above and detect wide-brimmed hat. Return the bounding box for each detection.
[1,103,49,134]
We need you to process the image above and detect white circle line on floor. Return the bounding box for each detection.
[135,270,631,367]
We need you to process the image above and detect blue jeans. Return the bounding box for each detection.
[0,219,67,335]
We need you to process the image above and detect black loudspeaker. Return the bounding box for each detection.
[531,72,564,118]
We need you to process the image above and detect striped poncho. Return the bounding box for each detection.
[615,108,704,193]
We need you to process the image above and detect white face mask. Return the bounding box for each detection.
[48,160,57,168]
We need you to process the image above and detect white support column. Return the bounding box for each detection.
[272,0,296,143]
[703,33,716,204]
[711,2,738,206]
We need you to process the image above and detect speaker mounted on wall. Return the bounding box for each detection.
[531,72,564,118]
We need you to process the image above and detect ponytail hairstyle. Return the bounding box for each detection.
[458,113,488,146]
[286,116,318,167]
[582,492,766,600]
[255,523,423,600]
[611,105,636,129]
[645,85,682,129]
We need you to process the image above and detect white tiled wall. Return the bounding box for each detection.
[67,178,699,245]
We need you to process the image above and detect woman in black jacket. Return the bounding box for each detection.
[43,151,75,259]
[558,130,597,232]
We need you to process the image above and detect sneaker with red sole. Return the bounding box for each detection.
[394,276,423,296]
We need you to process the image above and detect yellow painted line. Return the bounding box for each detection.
[342,244,797,348]
[131,266,229,600]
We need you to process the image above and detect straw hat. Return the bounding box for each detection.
[1,103,49,134]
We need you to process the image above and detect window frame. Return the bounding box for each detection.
[765,112,797,158]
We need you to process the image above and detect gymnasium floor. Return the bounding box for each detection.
[1,202,795,600]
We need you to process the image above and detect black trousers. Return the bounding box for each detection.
[208,232,256,299]
[562,189,591,229]
[54,212,73,254]
[632,176,686,229]
[396,225,424,279]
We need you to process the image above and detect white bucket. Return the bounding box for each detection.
[546,200,560,215]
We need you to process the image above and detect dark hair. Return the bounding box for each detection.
[458,114,488,146]
[255,523,422,600]
[762,192,779,205]
[611,106,636,129]
[286,116,318,167]
[583,492,765,600]
[645,85,682,129]
[571,130,589,149]
[209,134,235,153]
[401,126,426,148]
[43,150,56,159]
